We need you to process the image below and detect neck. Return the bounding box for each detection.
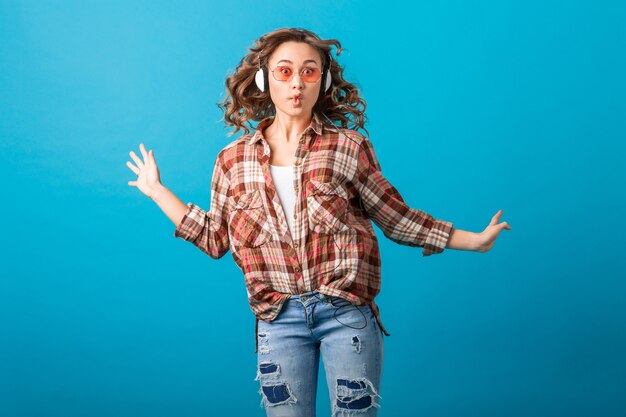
[264,111,313,143]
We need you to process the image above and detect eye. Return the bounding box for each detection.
[279,66,292,75]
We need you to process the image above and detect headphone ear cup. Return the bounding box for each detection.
[254,67,264,92]
[255,67,269,92]
[324,68,332,92]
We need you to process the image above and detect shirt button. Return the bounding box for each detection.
[294,267,300,272]
[295,160,301,166]
[293,213,297,219]
[293,243,299,248]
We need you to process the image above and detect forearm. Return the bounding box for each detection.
[151,183,189,227]
[446,227,479,251]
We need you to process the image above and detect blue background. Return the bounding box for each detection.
[1,1,624,416]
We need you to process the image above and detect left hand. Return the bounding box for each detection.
[474,209,512,252]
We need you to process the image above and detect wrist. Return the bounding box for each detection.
[472,232,484,252]
[150,183,167,203]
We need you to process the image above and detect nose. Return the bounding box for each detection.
[290,72,304,89]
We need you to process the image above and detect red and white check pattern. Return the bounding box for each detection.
[174,113,454,336]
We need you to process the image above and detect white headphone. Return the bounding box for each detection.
[255,50,333,95]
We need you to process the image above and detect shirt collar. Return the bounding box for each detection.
[248,112,324,147]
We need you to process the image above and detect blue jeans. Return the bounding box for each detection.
[255,291,384,417]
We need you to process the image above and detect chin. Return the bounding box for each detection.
[279,106,312,116]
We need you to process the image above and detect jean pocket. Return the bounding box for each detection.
[324,295,354,309]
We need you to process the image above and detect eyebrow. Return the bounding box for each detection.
[276,59,319,66]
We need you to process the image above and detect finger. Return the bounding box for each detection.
[126,161,139,175]
[146,149,154,168]
[128,181,136,186]
[144,149,151,167]
[149,149,156,165]
[501,222,512,230]
[139,143,149,162]
[129,150,144,169]
[489,209,503,226]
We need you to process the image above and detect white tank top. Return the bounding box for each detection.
[269,164,296,239]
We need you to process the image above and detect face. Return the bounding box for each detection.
[266,41,323,119]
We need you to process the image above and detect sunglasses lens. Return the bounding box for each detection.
[272,66,322,82]
[302,68,321,82]
[273,66,293,81]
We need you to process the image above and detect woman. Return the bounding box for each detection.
[126,28,510,417]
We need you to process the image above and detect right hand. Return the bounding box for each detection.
[126,143,162,199]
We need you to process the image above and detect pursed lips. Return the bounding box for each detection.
[290,94,303,106]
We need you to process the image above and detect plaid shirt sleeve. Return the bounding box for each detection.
[173,152,230,259]
[356,136,454,256]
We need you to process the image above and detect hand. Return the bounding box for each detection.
[126,143,162,199]
[474,209,512,253]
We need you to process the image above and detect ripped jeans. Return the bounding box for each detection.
[255,291,384,417]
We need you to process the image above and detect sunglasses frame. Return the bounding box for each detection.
[268,64,322,83]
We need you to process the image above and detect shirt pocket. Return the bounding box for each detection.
[305,179,351,234]
[229,189,272,248]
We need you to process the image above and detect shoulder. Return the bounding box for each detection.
[330,128,380,169]
[325,127,376,159]
[216,134,251,160]
[210,134,252,176]
[323,126,370,148]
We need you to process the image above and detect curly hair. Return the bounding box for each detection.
[217,27,368,137]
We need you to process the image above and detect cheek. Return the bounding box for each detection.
[268,80,283,101]
[310,89,320,103]
[268,89,277,103]
[268,76,283,90]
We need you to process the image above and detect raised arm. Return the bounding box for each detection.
[127,143,230,259]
